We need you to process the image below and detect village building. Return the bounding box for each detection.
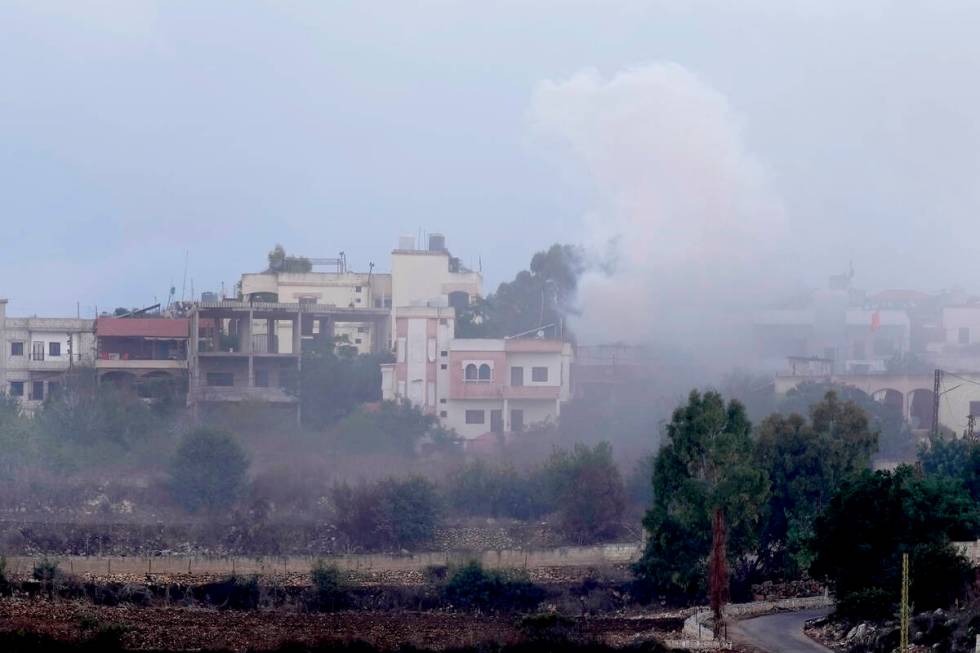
[0,299,95,409]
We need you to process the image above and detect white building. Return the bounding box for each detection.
[0,299,96,409]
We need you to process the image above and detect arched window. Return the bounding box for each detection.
[478,364,492,381]
[465,364,478,381]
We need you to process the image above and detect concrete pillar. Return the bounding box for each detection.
[188,309,199,408]
[267,318,275,354]
[292,312,302,356]
[246,310,254,387]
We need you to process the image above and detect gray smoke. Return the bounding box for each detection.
[530,63,794,371]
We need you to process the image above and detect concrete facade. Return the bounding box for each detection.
[240,270,392,355]
[0,299,96,410]
[188,301,390,421]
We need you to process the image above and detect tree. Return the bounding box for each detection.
[0,392,35,478]
[331,476,442,550]
[809,467,977,620]
[266,243,312,273]
[456,243,585,338]
[331,399,460,456]
[781,382,907,459]
[633,390,768,602]
[170,428,250,513]
[300,335,392,429]
[35,367,159,451]
[753,392,878,578]
[541,442,626,543]
[919,436,980,503]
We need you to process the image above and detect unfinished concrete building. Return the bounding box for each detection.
[187,300,389,421]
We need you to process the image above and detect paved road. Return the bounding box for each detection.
[730,608,833,653]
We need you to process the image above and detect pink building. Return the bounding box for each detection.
[381,312,573,440]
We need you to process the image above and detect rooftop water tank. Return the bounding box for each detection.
[428,233,446,252]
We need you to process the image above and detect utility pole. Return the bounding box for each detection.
[900,552,910,653]
[932,369,942,440]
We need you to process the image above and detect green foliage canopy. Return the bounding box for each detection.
[634,390,768,602]
[169,428,250,513]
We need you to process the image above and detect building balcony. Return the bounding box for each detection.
[96,359,188,371]
[450,383,561,401]
[26,358,74,372]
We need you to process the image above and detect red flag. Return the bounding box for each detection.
[870,310,881,332]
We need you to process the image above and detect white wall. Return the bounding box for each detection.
[507,352,562,386]
[944,307,980,345]
[445,398,560,439]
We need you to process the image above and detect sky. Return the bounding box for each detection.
[3,1,980,324]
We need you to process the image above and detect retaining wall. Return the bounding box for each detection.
[4,542,642,578]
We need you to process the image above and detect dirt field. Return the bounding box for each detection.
[0,599,680,652]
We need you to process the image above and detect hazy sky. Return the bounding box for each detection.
[3,1,980,318]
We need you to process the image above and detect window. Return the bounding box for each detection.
[440,363,447,370]
[9,381,24,397]
[355,338,362,344]
[511,409,524,432]
[960,327,971,345]
[49,342,61,357]
[439,318,448,326]
[465,364,478,381]
[355,297,361,304]
[206,372,234,387]
[358,326,369,334]
[440,398,447,404]
[531,366,549,382]
[439,411,447,418]
[31,342,44,361]
[510,367,524,386]
[31,381,44,401]
[355,286,362,293]
[478,364,491,381]
[47,382,60,398]
[255,370,269,388]
[440,350,448,357]
[9,342,23,357]
[465,409,485,425]
[298,296,317,305]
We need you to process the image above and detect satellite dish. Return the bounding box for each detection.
[536,330,545,338]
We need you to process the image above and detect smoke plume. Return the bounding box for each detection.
[530,63,791,370]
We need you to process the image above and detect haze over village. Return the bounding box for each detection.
[4,3,980,653]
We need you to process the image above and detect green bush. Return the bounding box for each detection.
[541,442,627,543]
[332,476,442,550]
[309,560,350,612]
[442,561,545,612]
[169,428,250,513]
[446,460,552,520]
[0,556,10,596]
[835,588,894,622]
[33,557,61,599]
